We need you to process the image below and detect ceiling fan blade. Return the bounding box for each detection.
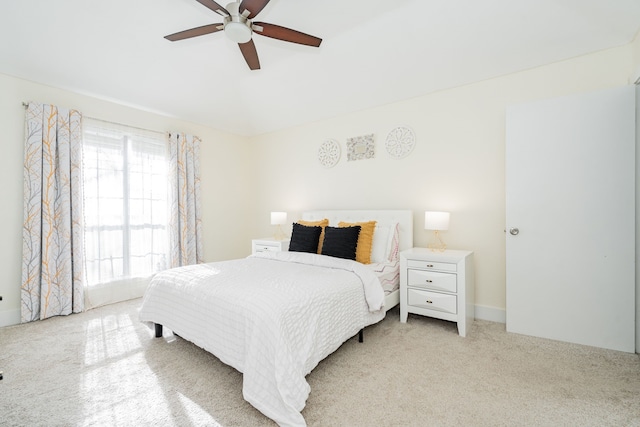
[165,24,223,41]
[195,0,230,17]
[252,22,322,47]
[239,0,270,19]
[238,40,261,70]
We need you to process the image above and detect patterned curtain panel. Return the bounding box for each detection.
[22,103,85,322]
[168,132,203,267]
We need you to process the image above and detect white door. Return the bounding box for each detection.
[505,86,635,353]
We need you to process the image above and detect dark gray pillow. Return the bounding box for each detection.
[321,226,361,260]
[288,223,322,253]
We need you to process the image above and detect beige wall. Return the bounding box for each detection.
[1,36,637,326]
[0,73,255,326]
[250,44,635,321]
[631,30,640,81]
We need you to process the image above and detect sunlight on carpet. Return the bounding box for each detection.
[84,314,142,365]
[82,312,171,425]
[178,393,224,426]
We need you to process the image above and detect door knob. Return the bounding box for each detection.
[509,227,519,235]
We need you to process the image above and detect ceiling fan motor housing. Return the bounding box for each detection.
[224,2,252,43]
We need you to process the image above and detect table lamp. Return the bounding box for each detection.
[425,211,449,252]
[271,211,287,240]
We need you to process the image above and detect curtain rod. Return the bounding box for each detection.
[85,117,167,136]
[22,101,166,136]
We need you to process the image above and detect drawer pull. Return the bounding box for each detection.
[427,264,434,267]
[426,300,433,304]
[425,279,433,283]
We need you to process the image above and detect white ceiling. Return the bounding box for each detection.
[2,0,640,136]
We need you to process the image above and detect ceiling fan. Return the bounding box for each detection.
[165,0,322,70]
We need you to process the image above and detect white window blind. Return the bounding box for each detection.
[82,119,169,303]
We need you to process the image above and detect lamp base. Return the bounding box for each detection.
[428,230,446,252]
[273,225,286,240]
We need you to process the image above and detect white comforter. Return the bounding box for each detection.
[138,251,386,426]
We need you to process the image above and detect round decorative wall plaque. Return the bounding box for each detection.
[385,126,416,159]
[318,139,341,168]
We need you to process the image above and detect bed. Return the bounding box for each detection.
[139,210,413,426]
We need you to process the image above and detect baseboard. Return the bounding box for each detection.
[474,304,506,324]
[0,308,21,328]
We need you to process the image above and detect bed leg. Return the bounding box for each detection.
[358,329,363,343]
[154,323,163,338]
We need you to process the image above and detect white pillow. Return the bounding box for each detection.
[371,222,398,263]
[386,222,400,261]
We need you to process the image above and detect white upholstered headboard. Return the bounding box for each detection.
[301,210,413,252]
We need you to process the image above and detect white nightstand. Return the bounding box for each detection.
[400,248,474,337]
[251,237,290,254]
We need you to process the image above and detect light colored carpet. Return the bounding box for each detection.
[1,298,639,426]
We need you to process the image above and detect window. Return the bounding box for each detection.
[82,119,169,289]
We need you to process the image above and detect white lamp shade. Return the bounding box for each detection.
[271,211,287,225]
[425,211,450,231]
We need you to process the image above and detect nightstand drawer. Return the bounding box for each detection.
[254,244,281,252]
[407,288,457,314]
[406,259,456,272]
[252,238,290,254]
[407,269,456,293]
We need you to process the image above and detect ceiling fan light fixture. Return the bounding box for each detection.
[166,0,323,70]
[225,21,252,43]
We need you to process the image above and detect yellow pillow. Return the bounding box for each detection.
[338,220,376,264]
[297,218,329,254]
